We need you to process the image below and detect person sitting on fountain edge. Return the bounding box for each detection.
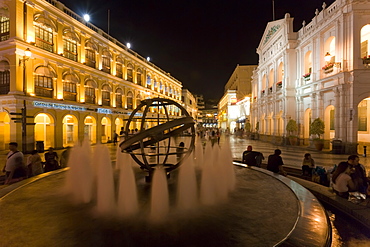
[267,149,287,176]
[242,145,264,167]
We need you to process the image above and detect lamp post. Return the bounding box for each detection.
[18,48,32,153]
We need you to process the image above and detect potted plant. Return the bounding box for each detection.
[310,118,325,151]
[286,119,298,145]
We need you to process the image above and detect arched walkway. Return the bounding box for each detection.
[34,113,55,149]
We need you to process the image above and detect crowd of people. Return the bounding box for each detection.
[1,142,71,185]
[241,144,370,199]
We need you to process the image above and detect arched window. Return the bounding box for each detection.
[63,29,79,61]
[154,79,158,90]
[101,49,111,73]
[127,91,133,110]
[324,36,336,63]
[101,84,111,106]
[268,69,274,88]
[116,57,123,78]
[85,40,97,68]
[304,51,312,74]
[361,25,370,58]
[115,88,123,108]
[34,13,57,53]
[146,75,151,89]
[127,63,133,82]
[136,94,142,108]
[0,8,10,41]
[63,72,79,101]
[34,66,55,98]
[0,61,10,94]
[85,79,96,104]
[136,68,142,85]
[261,74,267,93]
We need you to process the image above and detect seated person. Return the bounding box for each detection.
[267,149,287,176]
[332,162,356,198]
[302,153,315,176]
[242,145,264,167]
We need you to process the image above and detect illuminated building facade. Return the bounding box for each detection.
[181,89,198,120]
[251,0,370,153]
[0,0,183,151]
[218,65,256,132]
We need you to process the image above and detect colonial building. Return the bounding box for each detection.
[181,89,197,120]
[218,65,256,132]
[251,0,370,154]
[0,0,183,151]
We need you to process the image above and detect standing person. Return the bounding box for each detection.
[44,147,59,172]
[216,129,221,145]
[27,150,43,176]
[302,153,315,176]
[176,142,185,161]
[2,142,25,184]
[267,149,287,176]
[242,145,264,167]
[347,155,368,194]
[332,161,357,198]
[113,131,118,145]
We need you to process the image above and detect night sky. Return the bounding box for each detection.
[59,0,335,100]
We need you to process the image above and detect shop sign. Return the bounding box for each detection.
[96,108,127,115]
[33,101,86,111]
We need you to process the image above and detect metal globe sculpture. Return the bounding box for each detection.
[119,98,195,178]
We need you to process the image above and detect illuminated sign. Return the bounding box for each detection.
[97,108,113,114]
[33,101,87,111]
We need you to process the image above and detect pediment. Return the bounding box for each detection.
[258,19,286,49]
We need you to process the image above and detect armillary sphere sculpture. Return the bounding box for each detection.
[119,98,195,179]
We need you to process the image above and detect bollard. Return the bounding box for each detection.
[364,146,367,157]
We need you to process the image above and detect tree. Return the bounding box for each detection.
[286,119,298,137]
[310,118,325,139]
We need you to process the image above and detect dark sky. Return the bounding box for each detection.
[59,0,335,100]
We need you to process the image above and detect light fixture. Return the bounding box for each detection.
[127,43,131,49]
[324,52,332,62]
[147,57,150,62]
[24,48,32,58]
[83,14,90,22]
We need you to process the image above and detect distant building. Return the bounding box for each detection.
[251,0,370,154]
[195,94,205,124]
[0,0,183,151]
[181,89,198,119]
[218,65,256,131]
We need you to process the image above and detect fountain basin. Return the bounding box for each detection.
[0,165,330,247]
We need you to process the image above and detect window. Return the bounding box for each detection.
[102,85,111,106]
[85,80,96,104]
[146,75,151,89]
[35,75,53,98]
[136,94,142,109]
[0,16,9,41]
[63,39,77,61]
[127,64,133,82]
[34,66,54,98]
[330,109,335,130]
[137,69,142,85]
[85,49,96,68]
[116,57,123,78]
[101,50,111,73]
[358,100,367,131]
[35,25,53,52]
[116,88,123,108]
[63,73,78,101]
[0,61,10,94]
[127,92,133,109]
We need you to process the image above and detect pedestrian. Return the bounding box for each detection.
[332,161,357,198]
[27,150,43,176]
[347,155,368,194]
[302,153,315,176]
[242,145,264,167]
[2,142,26,184]
[44,147,59,172]
[267,149,287,176]
[176,142,185,161]
[113,131,118,145]
[60,146,71,168]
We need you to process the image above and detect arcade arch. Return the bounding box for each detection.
[62,114,78,147]
[101,117,111,143]
[0,112,10,150]
[84,116,96,144]
[34,113,54,149]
